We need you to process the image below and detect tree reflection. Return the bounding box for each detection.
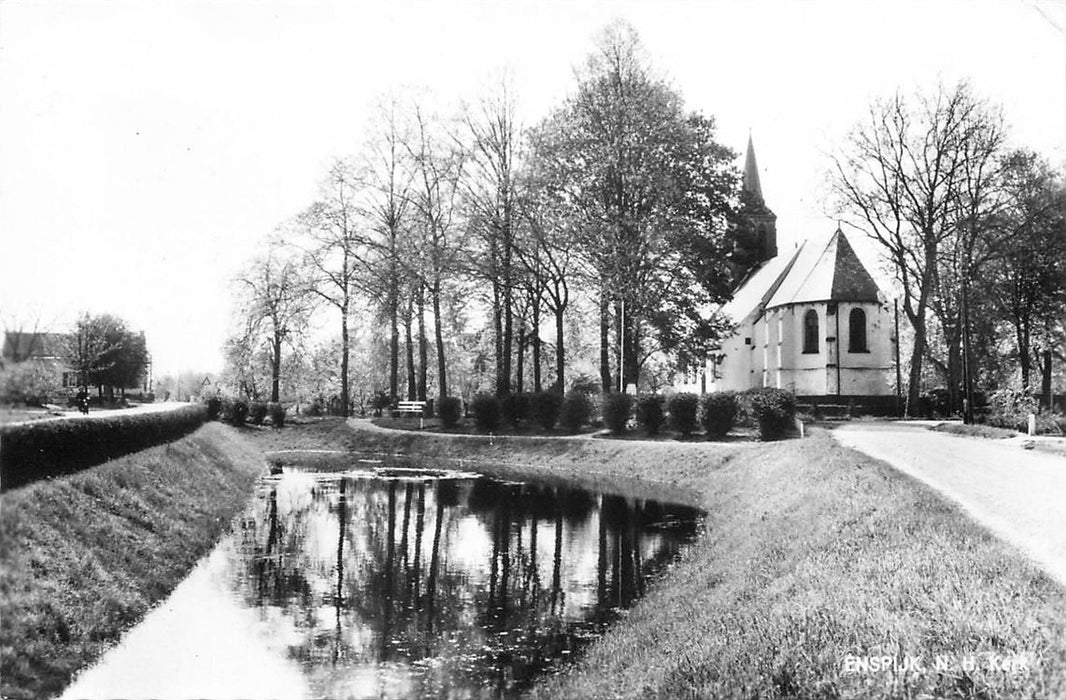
[232,471,701,697]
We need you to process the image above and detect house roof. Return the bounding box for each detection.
[2,331,66,362]
[721,227,883,326]
[765,227,881,309]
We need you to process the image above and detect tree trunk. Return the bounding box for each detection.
[1041,346,1053,410]
[493,275,505,396]
[599,290,612,392]
[417,285,428,402]
[271,333,282,403]
[389,261,400,403]
[1017,320,1032,390]
[432,278,447,398]
[555,307,565,394]
[405,300,416,401]
[906,323,926,416]
[532,297,542,393]
[515,326,525,394]
[502,244,514,397]
[340,297,350,417]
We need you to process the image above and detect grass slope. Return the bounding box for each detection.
[532,434,1066,699]
[260,419,1066,699]
[0,423,265,700]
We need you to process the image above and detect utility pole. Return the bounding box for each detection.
[894,299,903,416]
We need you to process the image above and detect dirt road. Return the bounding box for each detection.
[834,421,1066,587]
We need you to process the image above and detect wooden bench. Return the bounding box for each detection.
[397,400,427,429]
[397,400,427,417]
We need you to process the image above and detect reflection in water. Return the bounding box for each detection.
[235,467,702,699]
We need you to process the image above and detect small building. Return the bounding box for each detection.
[676,138,896,406]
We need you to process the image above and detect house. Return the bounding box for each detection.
[1,331,81,399]
[676,138,897,407]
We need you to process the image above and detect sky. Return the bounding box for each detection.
[1,0,1064,377]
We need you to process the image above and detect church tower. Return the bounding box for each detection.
[740,135,778,263]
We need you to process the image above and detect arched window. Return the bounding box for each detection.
[803,309,819,354]
[849,308,868,353]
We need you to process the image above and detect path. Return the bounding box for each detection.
[833,421,1066,587]
[2,401,191,428]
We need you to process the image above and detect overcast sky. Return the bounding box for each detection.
[1,0,1063,377]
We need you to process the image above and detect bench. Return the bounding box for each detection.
[397,400,427,417]
[398,400,426,428]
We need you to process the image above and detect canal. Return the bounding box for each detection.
[63,457,703,699]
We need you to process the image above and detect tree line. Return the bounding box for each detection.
[830,81,1065,418]
[225,22,742,415]
[224,24,1064,419]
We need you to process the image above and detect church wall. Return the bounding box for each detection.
[836,301,894,395]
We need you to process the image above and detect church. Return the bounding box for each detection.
[676,138,897,403]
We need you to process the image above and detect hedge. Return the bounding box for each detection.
[635,394,666,436]
[470,393,502,433]
[560,391,594,433]
[0,404,208,491]
[748,387,797,440]
[701,391,739,439]
[668,393,701,437]
[531,391,563,431]
[603,393,634,435]
[438,396,463,429]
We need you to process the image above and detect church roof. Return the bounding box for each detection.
[720,227,883,327]
[720,243,806,324]
[764,227,882,310]
[743,135,764,201]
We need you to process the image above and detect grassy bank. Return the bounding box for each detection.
[253,418,1066,698]
[932,422,1018,439]
[0,423,266,700]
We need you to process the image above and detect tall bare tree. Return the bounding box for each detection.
[460,78,523,396]
[359,98,415,404]
[235,244,313,403]
[404,103,466,400]
[830,81,1004,414]
[295,160,369,416]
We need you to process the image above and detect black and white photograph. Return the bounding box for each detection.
[1,1,1064,698]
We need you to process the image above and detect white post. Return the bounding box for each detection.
[1028,413,1036,436]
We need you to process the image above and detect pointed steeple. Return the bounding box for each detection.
[743,134,764,203]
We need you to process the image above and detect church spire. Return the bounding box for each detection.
[743,134,764,203]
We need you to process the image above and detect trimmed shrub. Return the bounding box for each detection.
[248,401,268,426]
[531,391,563,431]
[306,397,325,417]
[749,387,796,440]
[603,392,635,435]
[0,404,208,491]
[222,398,249,427]
[470,393,502,433]
[501,392,532,430]
[205,396,222,421]
[438,396,462,429]
[560,391,594,433]
[267,402,286,428]
[369,390,391,417]
[635,394,666,436]
[701,391,739,439]
[668,393,701,437]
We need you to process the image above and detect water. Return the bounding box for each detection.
[64,461,703,700]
